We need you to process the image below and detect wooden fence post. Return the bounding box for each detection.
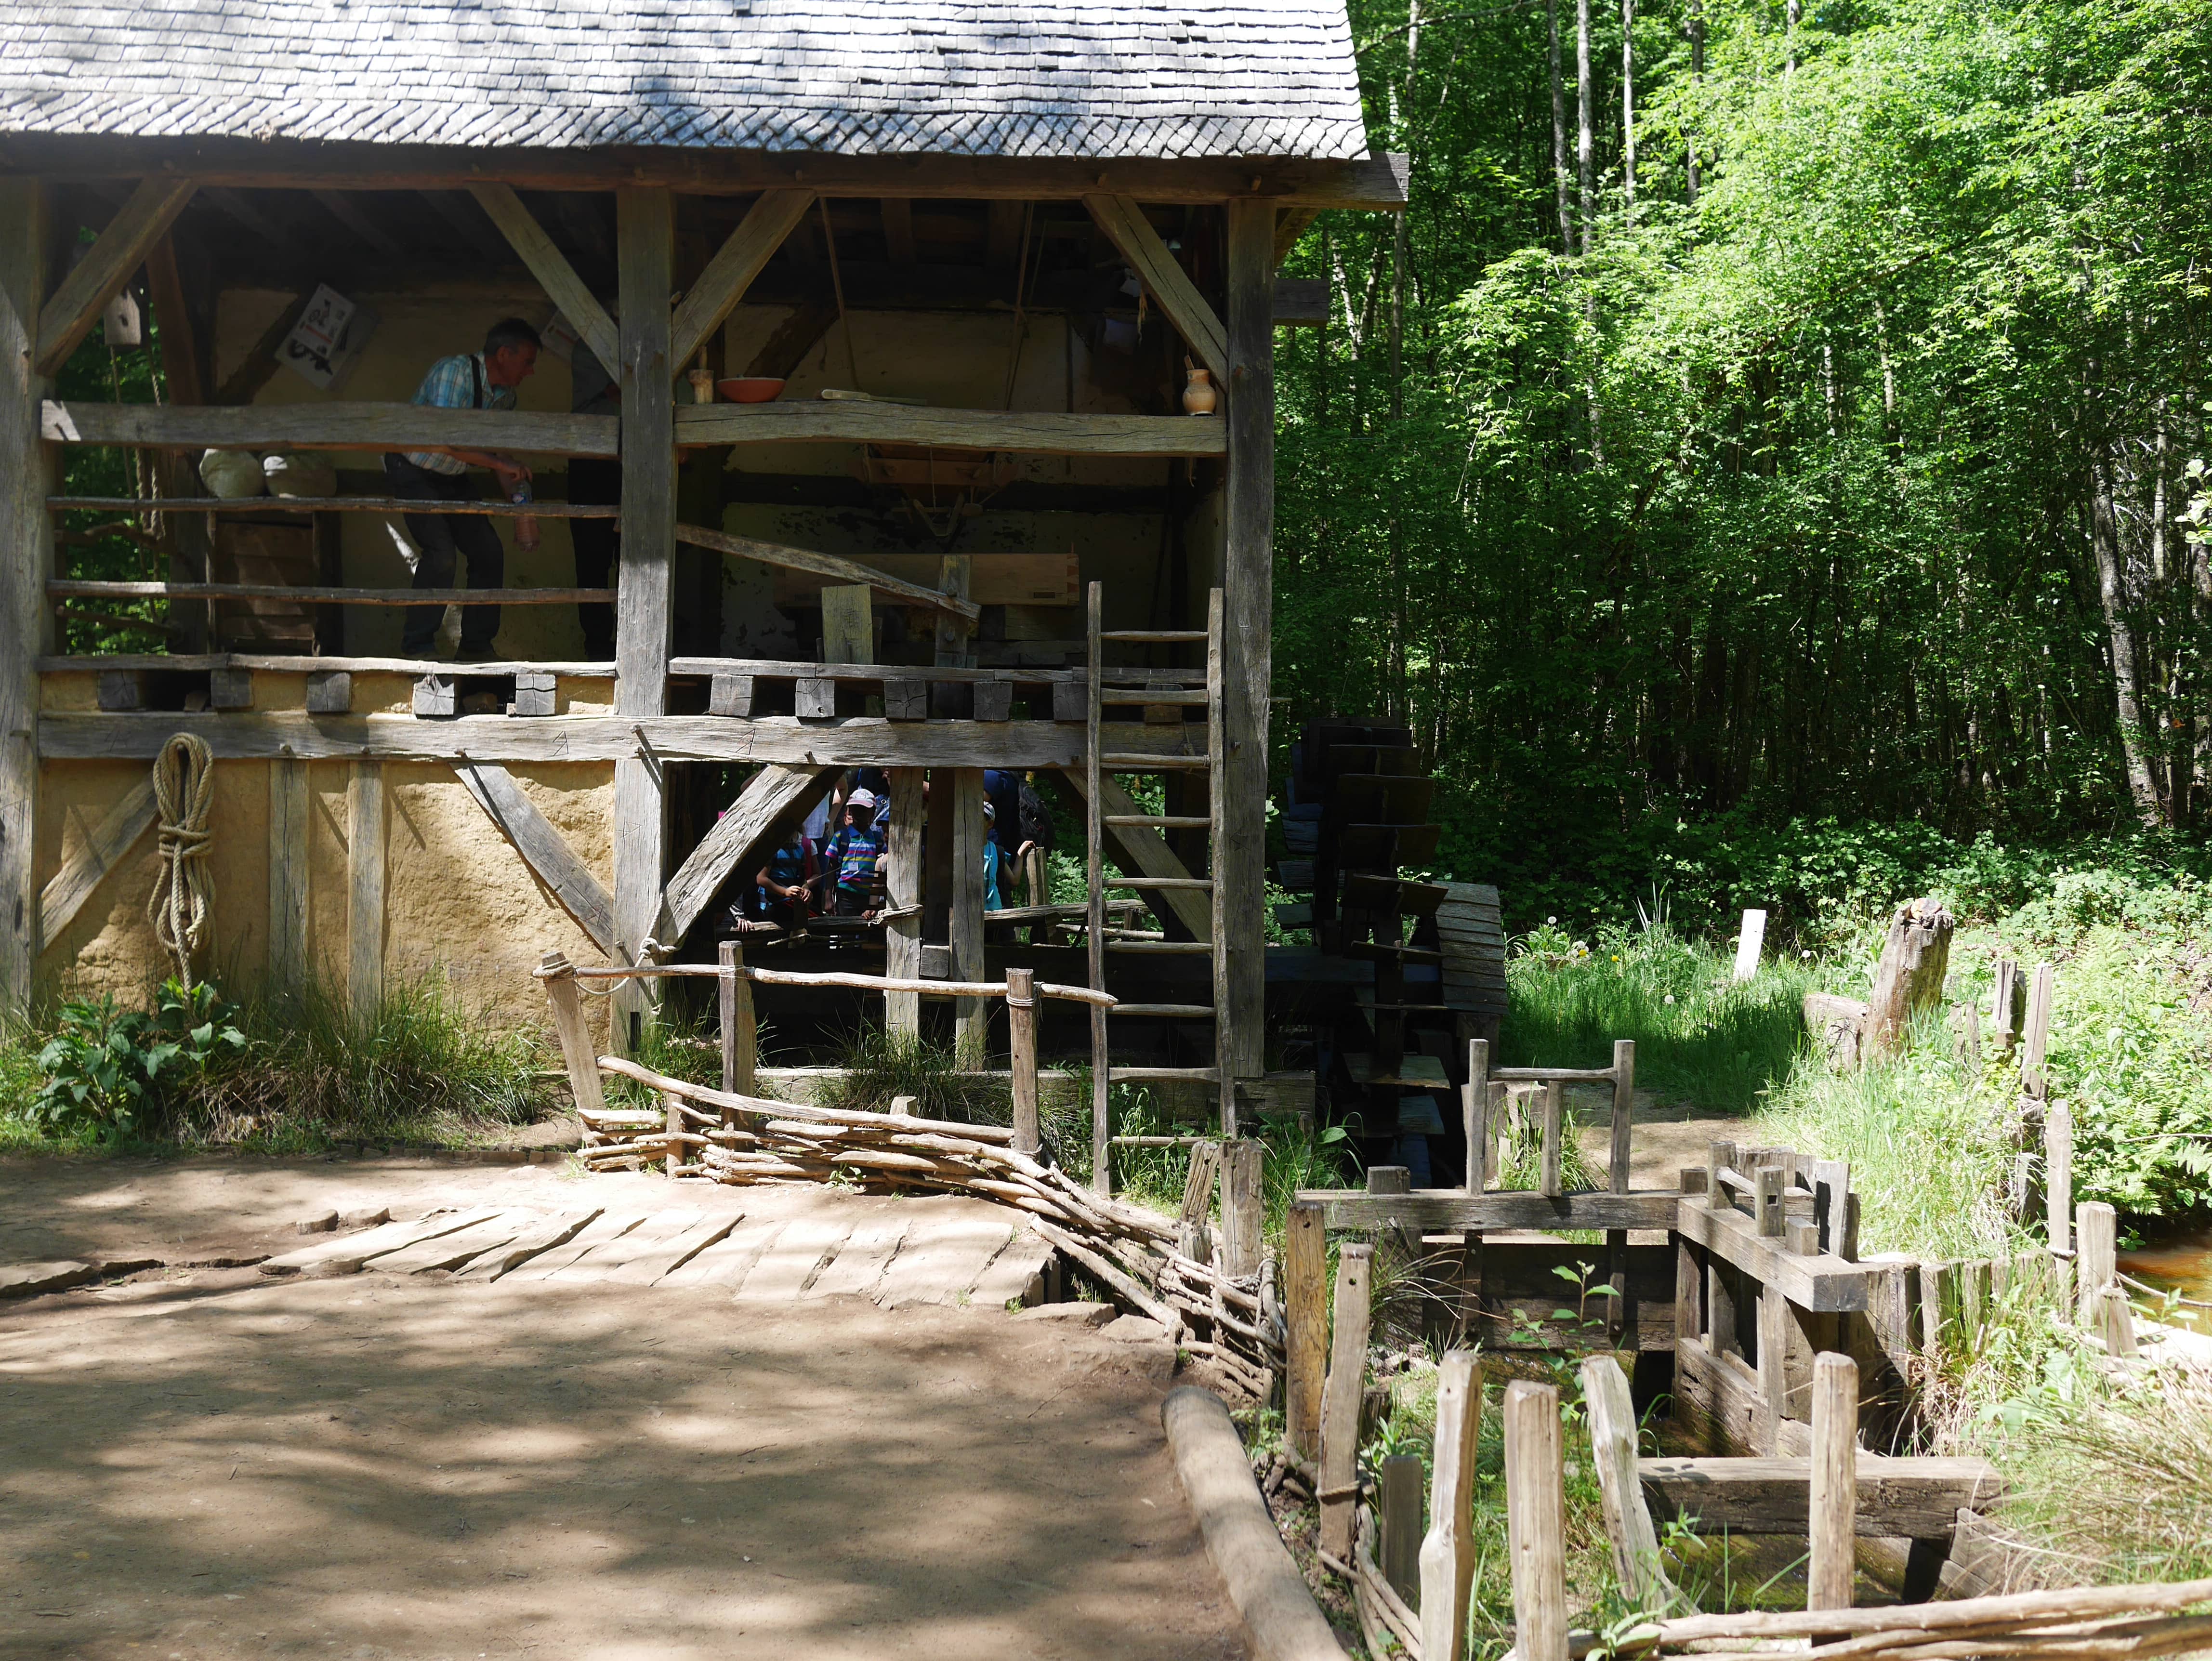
[662,1090,682,1177]
[1007,965,1040,1158]
[1733,908,1767,980]
[1463,1037,1491,1194]
[1503,1379,1568,1661]
[1809,1352,1858,1612]
[2046,1095,2072,1256]
[1580,1353,1677,1612]
[1539,1079,1565,1198]
[1707,1139,1737,1211]
[540,951,608,1118]
[2076,1200,2116,1324]
[1285,1200,1327,1465]
[1419,1350,1482,1661]
[1378,1453,1425,1605]
[1318,1242,1374,1561]
[2022,962,2055,1101]
[2098,1284,2138,1357]
[1218,1138,1265,1278]
[719,938,755,1106]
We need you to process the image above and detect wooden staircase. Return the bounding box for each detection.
[1082,581,1232,1192]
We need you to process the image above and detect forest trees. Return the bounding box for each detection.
[1275,0,2212,911]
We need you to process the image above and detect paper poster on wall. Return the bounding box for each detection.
[276,284,378,391]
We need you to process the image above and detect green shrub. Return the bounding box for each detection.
[31,979,244,1143]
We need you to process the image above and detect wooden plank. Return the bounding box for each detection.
[347,761,385,1022]
[1221,196,1273,1081]
[35,177,198,377]
[51,578,609,607]
[966,1234,1052,1306]
[372,1211,536,1275]
[1504,1381,1570,1661]
[659,762,834,944]
[497,1211,644,1282]
[819,583,873,666]
[676,521,979,622]
[267,756,310,990]
[671,187,814,370]
[37,711,1211,768]
[659,1215,786,1288]
[259,1207,503,1276]
[951,766,988,1061]
[38,777,157,944]
[1419,1350,1483,1661]
[1285,1200,1327,1463]
[451,758,615,954]
[605,1213,742,1286]
[767,551,1076,610]
[1636,1455,2006,1539]
[675,400,1225,457]
[1056,767,1212,941]
[1306,1190,1679,1232]
[466,183,619,375]
[1676,1196,1873,1313]
[0,180,47,1008]
[1318,1243,1373,1560]
[451,1208,602,1279]
[43,651,618,675]
[731,1217,849,1302]
[874,1217,1016,1308]
[539,953,609,1119]
[40,399,619,457]
[806,1218,909,1300]
[546,1208,706,1283]
[883,767,924,1035]
[1081,196,1229,382]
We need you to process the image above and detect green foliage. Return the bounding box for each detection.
[30,979,244,1142]
[816,1025,1014,1126]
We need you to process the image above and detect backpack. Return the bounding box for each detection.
[1017,781,1055,854]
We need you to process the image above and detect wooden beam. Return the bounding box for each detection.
[879,198,917,265]
[38,778,157,946]
[884,767,924,1036]
[670,187,813,372]
[34,176,198,377]
[1220,197,1275,1081]
[40,399,619,458]
[309,190,408,261]
[1082,196,1229,383]
[467,183,619,374]
[267,756,310,991]
[658,762,835,944]
[1056,767,1211,941]
[5,138,1415,209]
[614,185,674,1044]
[951,766,988,1062]
[347,761,384,1023]
[674,521,980,622]
[1275,206,1323,265]
[53,579,609,607]
[0,178,48,1006]
[1637,1456,2005,1540]
[1300,1190,1680,1232]
[675,400,1224,457]
[211,287,308,407]
[451,757,615,954]
[143,233,206,406]
[1674,1198,1873,1314]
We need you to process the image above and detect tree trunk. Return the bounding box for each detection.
[1786,0,1801,76]
[2091,440,2161,822]
[1862,897,1954,1061]
[1621,0,1635,208]
[1548,0,1573,255]
[1576,0,1594,253]
[1685,0,1703,203]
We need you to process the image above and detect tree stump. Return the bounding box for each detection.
[1861,896,1954,1060]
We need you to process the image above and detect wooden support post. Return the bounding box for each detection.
[2076,1200,2116,1324]
[885,768,924,1036]
[2098,1284,2138,1356]
[1676,1235,1703,1345]
[1008,966,1040,1158]
[0,178,49,1010]
[539,952,607,1118]
[1808,1351,1859,1611]
[819,582,872,666]
[1085,582,1108,1196]
[613,185,675,1053]
[1755,1165,1786,1237]
[950,766,988,1063]
[1757,1283,1790,1424]
[1318,1242,1374,1561]
[2022,961,2055,1101]
[1707,1138,1738,1211]
[2046,1093,2073,1264]
[346,761,384,1024]
[1285,1200,1327,1464]
[663,1091,682,1178]
[1581,1354,1676,1612]
[1220,197,1274,1085]
[1608,1037,1636,1337]
[718,938,755,1102]
[1464,1037,1491,1194]
[1218,1137,1264,1278]
[1539,1079,1565,1198]
[1863,897,1955,1060]
[1419,1350,1482,1661]
[268,756,310,992]
[1378,1453,1425,1606]
[1503,1380,1569,1661]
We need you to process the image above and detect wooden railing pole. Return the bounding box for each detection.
[1539,1079,1564,1198]
[1007,965,1040,1158]
[1318,1242,1374,1561]
[2076,1200,2116,1325]
[1419,1349,1482,1661]
[539,950,608,1118]
[1809,1351,1859,1612]
[1581,1353,1677,1612]
[719,938,755,1106]
[1463,1037,1491,1195]
[1284,1200,1327,1464]
[1609,1038,1636,1192]
[1217,1138,1264,1278]
[1504,1379,1569,1661]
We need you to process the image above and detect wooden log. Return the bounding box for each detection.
[1610,1039,1637,1191]
[1318,1243,1374,1560]
[1218,1139,1265,1279]
[1419,1350,1482,1661]
[951,766,988,1062]
[1377,1454,1424,1607]
[1809,1352,1859,1612]
[1863,897,1955,1060]
[1624,1575,2212,1647]
[1504,1379,1569,1661]
[884,767,924,1035]
[1582,1353,1678,1613]
[1008,966,1040,1158]
[2076,1201,2117,1324]
[1804,992,1870,1068]
[1285,1200,1326,1465]
[267,756,310,991]
[40,398,619,457]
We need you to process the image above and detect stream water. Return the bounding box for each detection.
[2117,1227,2212,1330]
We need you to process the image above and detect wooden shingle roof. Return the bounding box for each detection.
[0,1,1370,161]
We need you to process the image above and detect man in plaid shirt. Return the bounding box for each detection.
[384,317,540,659]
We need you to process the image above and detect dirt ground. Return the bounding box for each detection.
[0,1157,1244,1661]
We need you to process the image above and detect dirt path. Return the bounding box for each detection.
[0,1160,1242,1661]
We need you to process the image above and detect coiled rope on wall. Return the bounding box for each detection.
[147,733,216,985]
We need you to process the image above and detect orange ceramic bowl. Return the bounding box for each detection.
[716,377,786,403]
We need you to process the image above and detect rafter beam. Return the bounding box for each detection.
[34,176,197,376]
[1057,767,1212,942]
[659,763,836,944]
[675,521,981,623]
[670,187,814,372]
[1082,195,1228,384]
[467,183,619,374]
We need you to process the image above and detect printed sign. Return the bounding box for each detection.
[276,284,377,390]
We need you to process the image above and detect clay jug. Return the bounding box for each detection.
[1182,367,1218,416]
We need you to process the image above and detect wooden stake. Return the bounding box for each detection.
[2045,1096,2072,1257]
[1378,1453,1425,1606]
[2098,1284,2138,1357]
[1008,965,1040,1158]
[1581,1353,1677,1612]
[1732,909,1768,980]
[539,952,608,1118]
[1318,1242,1374,1560]
[950,766,988,1063]
[346,760,385,1025]
[2076,1200,2116,1324]
[1755,1164,1786,1237]
[1217,1138,1264,1278]
[1464,1037,1492,1194]
[1285,1200,1326,1464]
[719,938,755,1103]
[884,767,925,1035]
[1609,1038,1636,1192]
[1419,1350,1482,1661]
[1809,1351,1858,1612]
[2022,962,2055,1101]
[1540,1079,1565,1197]
[1707,1139,1737,1211]
[663,1090,683,1177]
[1504,1379,1569,1661]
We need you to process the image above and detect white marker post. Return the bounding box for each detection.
[1733,909,1768,981]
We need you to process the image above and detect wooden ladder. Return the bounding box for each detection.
[1083,580,1232,1193]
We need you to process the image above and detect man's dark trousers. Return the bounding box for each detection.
[385,453,503,655]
